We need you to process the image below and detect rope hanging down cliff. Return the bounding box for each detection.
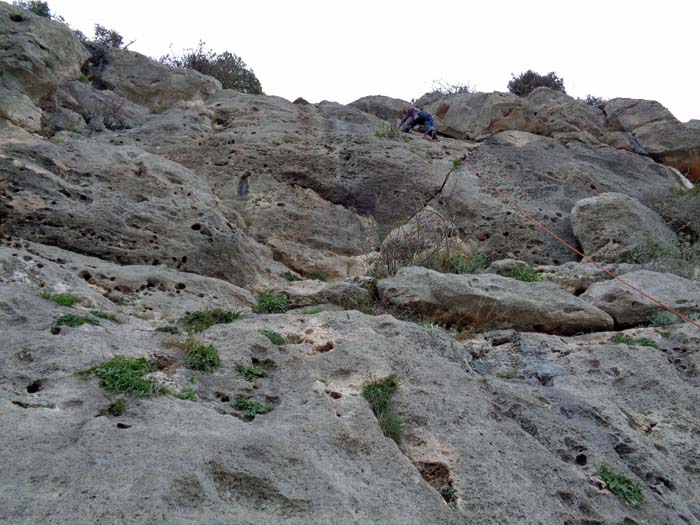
[408,130,700,330]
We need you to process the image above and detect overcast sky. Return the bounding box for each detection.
[48,0,699,121]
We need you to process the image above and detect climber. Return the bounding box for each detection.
[399,105,438,140]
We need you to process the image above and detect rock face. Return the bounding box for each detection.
[580,270,700,326]
[571,192,678,263]
[1,9,700,524]
[605,98,700,182]
[377,266,614,334]
[90,48,222,111]
[0,2,89,130]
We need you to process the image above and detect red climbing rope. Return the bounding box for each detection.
[413,131,700,330]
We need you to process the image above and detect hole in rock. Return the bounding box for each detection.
[191,223,202,231]
[26,380,43,393]
[415,461,457,504]
[575,454,588,466]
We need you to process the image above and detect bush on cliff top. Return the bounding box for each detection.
[508,70,566,97]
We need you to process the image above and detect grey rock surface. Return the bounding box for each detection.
[580,270,700,326]
[349,95,409,121]
[571,192,678,263]
[377,266,614,334]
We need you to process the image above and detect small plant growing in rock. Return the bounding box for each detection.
[234,398,272,417]
[109,398,126,416]
[181,309,241,333]
[40,292,80,307]
[54,314,100,327]
[255,293,288,314]
[282,271,303,282]
[184,340,221,371]
[238,364,269,381]
[375,120,403,139]
[300,306,322,315]
[260,329,285,345]
[155,325,179,334]
[90,310,118,322]
[597,465,644,507]
[510,264,543,282]
[77,356,169,397]
[648,311,680,327]
[497,365,520,379]
[611,334,657,348]
[362,373,402,444]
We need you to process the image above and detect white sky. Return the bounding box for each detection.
[48,0,699,121]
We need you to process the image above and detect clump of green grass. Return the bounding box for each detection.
[155,325,179,334]
[510,264,543,282]
[184,339,221,371]
[77,356,169,397]
[597,465,644,507]
[374,120,403,139]
[40,292,80,307]
[255,293,288,314]
[260,329,285,345]
[109,398,126,416]
[451,158,462,170]
[282,271,303,282]
[300,306,322,315]
[648,311,682,327]
[497,365,520,379]
[176,387,196,401]
[234,398,273,417]
[54,314,100,327]
[90,310,118,322]
[238,364,269,381]
[181,309,241,333]
[362,373,402,444]
[611,334,657,348]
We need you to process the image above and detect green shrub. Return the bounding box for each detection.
[234,399,272,417]
[54,314,99,327]
[260,329,285,345]
[181,309,241,333]
[12,1,52,18]
[611,334,657,348]
[510,264,543,282]
[507,70,566,97]
[159,41,263,94]
[255,293,288,314]
[597,465,644,506]
[238,364,269,381]
[423,252,490,275]
[40,292,80,307]
[77,356,169,397]
[375,120,403,139]
[90,310,118,322]
[580,94,607,110]
[184,339,221,371]
[93,24,123,48]
[362,374,402,444]
[282,271,303,282]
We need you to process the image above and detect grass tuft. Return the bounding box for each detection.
[497,365,520,379]
[238,364,269,381]
[109,398,126,416]
[611,334,657,348]
[510,264,543,282]
[55,314,99,327]
[282,271,303,282]
[90,310,118,322]
[597,465,644,506]
[184,339,221,371]
[181,309,241,333]
[255,293,288,314]
[40,292,80,307]
[260,329,285,345]
[234,398,273,417]
[155,325,179,334]
[362,374,402,444]
[77,356,169,397]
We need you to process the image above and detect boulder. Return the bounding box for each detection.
[349,95,409,121]
[580,270,700,326]
[92,48,221,111]
[535,261,639,295]
[377,266,613,334]
[571,192,678,263]
[604,98,700,182]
